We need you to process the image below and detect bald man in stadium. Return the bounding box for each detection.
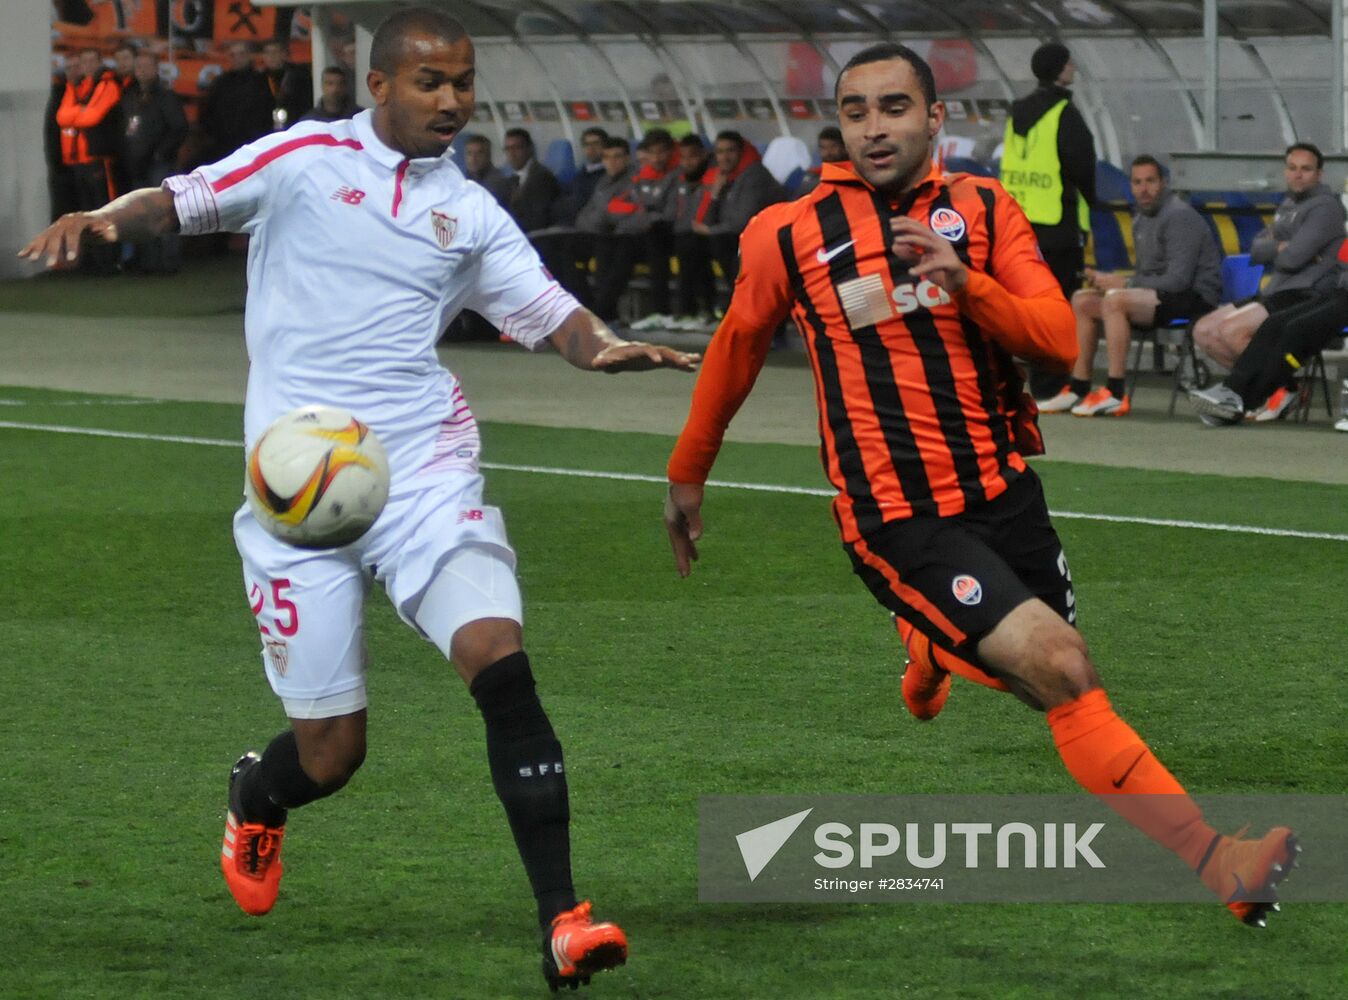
[21,7,702,989]
[664,42,1296,928]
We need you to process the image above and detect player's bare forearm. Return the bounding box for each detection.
[546,307,627,368]
[18,187,178,269]
[546,307,700,373]
[102,188,180,241]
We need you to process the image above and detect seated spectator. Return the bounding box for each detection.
[1192,143,1345,371]
[261,39,312,131]
[577,137,637,322]
[669,134,717,328]
[462,133,511,205]
[298,65,361,123]
[119,49,186,272]
[1045,155,1221,417]
[501,127,564,233]
[612,129,679,331]
[568,126,609,219]
[1189,241,1348,425]
[798,125,846,195]
[692,130,787,289]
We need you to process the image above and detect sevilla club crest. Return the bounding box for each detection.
[430,210,457,250]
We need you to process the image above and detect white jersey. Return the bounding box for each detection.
[165,110,578,493]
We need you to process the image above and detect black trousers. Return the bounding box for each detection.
[1029,241,1085,398]
[674,231,715,317]
[70,159,120,274]
[1227,290,1348,408]
[709,232,740,306]
[592,227,674,322]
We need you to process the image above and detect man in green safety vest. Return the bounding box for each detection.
[1000,42,1097,398]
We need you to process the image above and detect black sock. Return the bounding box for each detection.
[1107,376,1126,399]
[237,729,332,827]
[470,651,577,929]
[1069,377,1091,397]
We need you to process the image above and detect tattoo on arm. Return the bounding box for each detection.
[547,307,625,369]
[99,188,180,242]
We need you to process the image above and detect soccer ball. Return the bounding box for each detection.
[246,405,390,549]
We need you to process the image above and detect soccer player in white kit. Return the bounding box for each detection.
[20,8,698,990]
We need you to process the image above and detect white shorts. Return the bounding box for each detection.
[234,473,522,719]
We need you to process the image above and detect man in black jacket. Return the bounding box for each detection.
[261,39,312,131]
[201,42,272,159]
[120,49,187,272]
[1002,42,1097,397]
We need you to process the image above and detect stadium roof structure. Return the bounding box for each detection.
[299,1,1346,166]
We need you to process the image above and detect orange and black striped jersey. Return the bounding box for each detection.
[668,160,1076,543]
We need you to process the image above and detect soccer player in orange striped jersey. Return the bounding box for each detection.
[663,43,1296,927]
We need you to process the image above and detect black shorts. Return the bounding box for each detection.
[843,468,1075,655]
[1232,288,1316,313]
[1154,290,1215,327]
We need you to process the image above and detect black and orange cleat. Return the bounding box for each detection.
[1196,825,1300,927]
[896,618,950,721]
[542,900,628,992]
[220,752,287,916]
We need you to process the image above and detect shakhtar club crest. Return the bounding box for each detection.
[430,210,457,250]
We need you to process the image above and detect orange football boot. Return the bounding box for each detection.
[543,900,628,991]
[221,752,287,916]
[896,617,951,721]
[1196,825,1300,927]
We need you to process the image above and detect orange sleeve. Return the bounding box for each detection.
[954,184,1077,372]
[54,84,79,127]
[70,76,121,128]
[667,210,795,484]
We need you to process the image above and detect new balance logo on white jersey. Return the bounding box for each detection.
[330,186,366,205]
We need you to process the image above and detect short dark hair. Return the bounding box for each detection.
[321,65,346,79]
[1130,154,1167,180]
[602,136,630,152]
[1286,142,1324,169]
[581,126,609,143]
[504,127,533,150]
[835,43,937,108]
[370,6,467,74]
[714,130,745,151]
[818,125,843,144]
[464,133,490,151]
[639,128,674,151]
[678,134,706,150]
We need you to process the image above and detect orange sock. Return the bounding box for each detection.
[1047,688,1218,869]
[895,617,1009,692]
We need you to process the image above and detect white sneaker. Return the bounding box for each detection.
[630,313,673,332]
[1035,387,1080,413]
[1334,416,1348,432]
[1071,387,1131,417]
[1251,386,1296,422]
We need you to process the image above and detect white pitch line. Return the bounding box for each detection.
[2,419,1346,543]
[0,397,167,407]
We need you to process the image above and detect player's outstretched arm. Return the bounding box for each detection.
[663,482,705,577]
[17,188,178,270]
[546,306,700,373]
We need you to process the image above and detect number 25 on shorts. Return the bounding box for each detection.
[248,578,300,637]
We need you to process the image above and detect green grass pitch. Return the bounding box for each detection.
[1,385,1344,999]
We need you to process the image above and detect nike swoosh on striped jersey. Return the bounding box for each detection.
[816,240,855,264]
